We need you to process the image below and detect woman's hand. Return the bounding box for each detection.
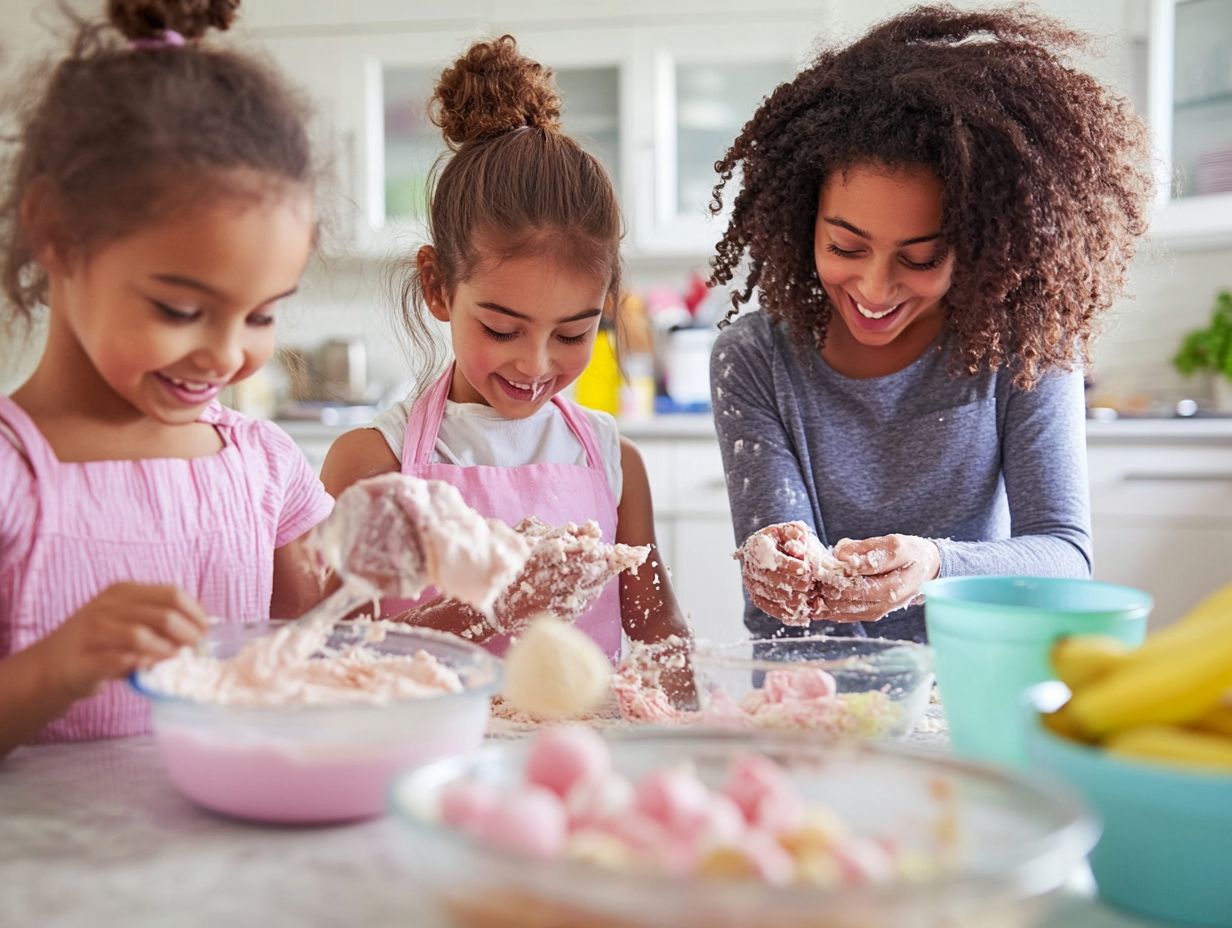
[816,534,940,623]
[38,583,209,700]
[737,521,839,626]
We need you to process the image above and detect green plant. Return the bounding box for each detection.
[1173,290,1232,382]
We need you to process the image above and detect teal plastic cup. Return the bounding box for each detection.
[922,577,1150,767]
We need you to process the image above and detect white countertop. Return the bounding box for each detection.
[0,722,1164,928]
[274,413,1232,444]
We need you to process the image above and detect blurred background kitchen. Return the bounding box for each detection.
[2,0,1230,639]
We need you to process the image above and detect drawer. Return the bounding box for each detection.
[1088,445,1232,520]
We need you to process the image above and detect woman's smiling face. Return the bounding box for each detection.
[813,162,955,375]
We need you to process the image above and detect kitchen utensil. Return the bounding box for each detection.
[922,577,1150,767]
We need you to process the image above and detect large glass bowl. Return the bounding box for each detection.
[131,621,500,824]
[390,729,1095,928]
[691,635,935,740]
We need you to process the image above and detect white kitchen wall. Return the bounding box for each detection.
[1,0,1229,400]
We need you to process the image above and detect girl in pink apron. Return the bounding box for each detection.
[0,3,332,752]
[322,36,691,664]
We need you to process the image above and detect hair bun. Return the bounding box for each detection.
[431,34,562,149]
[107,0,241,42]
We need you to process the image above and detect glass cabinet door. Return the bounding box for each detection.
[1170,0,1232,199]
[382,65,440,225]
[669,59,795,222]
[380,64,622,228]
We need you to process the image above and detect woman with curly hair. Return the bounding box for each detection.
[709,5,1154,642]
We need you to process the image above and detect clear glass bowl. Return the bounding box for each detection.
[390,729,1095,928]
[131,621,500,823]
[691,635,935,740]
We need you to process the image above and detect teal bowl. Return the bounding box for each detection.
[922,577,1150,767]
[1026,684,1232,926]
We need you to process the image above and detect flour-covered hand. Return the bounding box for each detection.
[737,522,854,625]
[492,518,649,632]
[813,534,939,623]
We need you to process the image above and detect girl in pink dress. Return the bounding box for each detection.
[322,36,692,667]
[0,0,333,753]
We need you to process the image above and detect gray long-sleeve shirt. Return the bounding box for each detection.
[710,311,1092,642]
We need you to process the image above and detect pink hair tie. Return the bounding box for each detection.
[129,29,186,50]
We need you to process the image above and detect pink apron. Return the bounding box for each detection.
[390,367,622,662]
[0,398,291,742]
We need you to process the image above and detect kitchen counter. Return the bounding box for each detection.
[0,713,1164,928]
[276,412,1232,445]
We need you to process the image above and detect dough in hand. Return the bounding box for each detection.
[503,617,612,719]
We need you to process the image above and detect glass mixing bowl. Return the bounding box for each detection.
[690,635,935,740]
[390,729,1095,928]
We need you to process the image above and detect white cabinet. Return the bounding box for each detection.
[631,428,748,644]
[1141,0,1232,246]
[244,6,825,260]
[1087,424,1232,630]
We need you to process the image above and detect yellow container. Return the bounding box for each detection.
[574,327,621,415]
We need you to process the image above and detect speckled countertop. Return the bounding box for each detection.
[0,709,1159,928]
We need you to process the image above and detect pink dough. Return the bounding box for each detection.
[722,752,798,824]
[473,785,568,858]
[633,767,713,833]
[565,772,634,830]
[525,725,611,797]
[439,780,501,830]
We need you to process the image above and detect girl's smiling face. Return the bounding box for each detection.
[425,248,608,418]
[813,163,955,376]
[45,188,315,424]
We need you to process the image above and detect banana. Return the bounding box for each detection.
[1105,725,1232,772]
[1049,635,1132,690]
[1178,583,1232,630]
[1040,704,1088,744]
[1066,622,1232,737]
[1190,700,1232,739]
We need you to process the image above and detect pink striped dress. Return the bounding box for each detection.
[0,397,334,743]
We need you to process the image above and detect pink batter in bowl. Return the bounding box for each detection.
[131,621,500,824]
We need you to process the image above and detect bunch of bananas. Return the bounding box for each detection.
[1044,583,1232,772]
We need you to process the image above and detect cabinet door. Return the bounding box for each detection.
[671,516,748,644]
[630,21,815,254]
[1144,0,1232,245]
[1088,441,1232,628]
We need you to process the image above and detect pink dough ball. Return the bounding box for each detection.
[565,771,635,830]
[439,780,500,831]
[738,830,797,885]
[599,810,669,853]
[753,784,806,835]
[722,753,800,824]
[525,725,611,798]
[633,766,711,833]
[691,792,749,846]
[474,785,568,858]
[791,668,837,699]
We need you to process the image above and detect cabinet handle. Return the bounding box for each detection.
[1122,471,1232,483]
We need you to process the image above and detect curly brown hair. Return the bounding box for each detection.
[0,0,313,321]
[709,4,1154,388]
[395,35,623,384]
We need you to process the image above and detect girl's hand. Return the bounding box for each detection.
[491,546,619,632]
[816,534,940,623]
[39,583,209,699]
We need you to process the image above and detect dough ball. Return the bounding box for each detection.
[503,618,612,719]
